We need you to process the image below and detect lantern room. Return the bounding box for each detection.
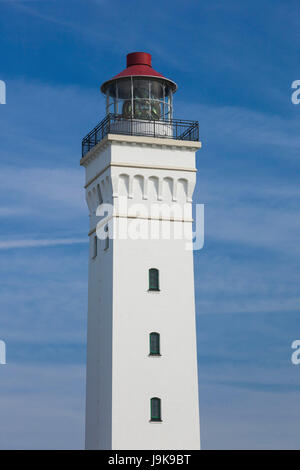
[81,53,199,157]
[100,52,177,121]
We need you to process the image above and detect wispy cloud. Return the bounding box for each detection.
[0,247,88,343]
[0,237,87,249]
[178,100,300,156]
[0,363,85,450]
[0,167,85,212]
[0,206,32,216]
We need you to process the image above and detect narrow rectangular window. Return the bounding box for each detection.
[97,183,103,205]
[104,225,109,251]
[149,268,159,291]
[149,332,160,356]
[150,397,162,422]
[92,235,97,258]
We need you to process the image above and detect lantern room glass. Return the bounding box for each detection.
[106,77,173,121]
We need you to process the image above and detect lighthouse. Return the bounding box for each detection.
[81,52,201,450]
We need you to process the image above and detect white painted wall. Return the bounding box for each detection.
[83,134,201,449]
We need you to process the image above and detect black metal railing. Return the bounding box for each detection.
[82,114,199,157]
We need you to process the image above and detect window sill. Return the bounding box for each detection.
[149,419,162,423]
[147,289,160,293]
[148,354,161,357]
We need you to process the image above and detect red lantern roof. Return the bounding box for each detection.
[100,52,177,93]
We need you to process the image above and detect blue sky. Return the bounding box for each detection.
[0,0,299,449]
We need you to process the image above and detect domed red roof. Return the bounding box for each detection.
[101,52,177,93]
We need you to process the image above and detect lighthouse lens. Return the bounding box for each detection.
[134,99,149,119]
[109,78,171,120]
[122,100,132,119]
[122,99,161,120]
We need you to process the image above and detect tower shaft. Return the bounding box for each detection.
[82,134,201,449]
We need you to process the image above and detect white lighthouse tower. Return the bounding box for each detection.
[81,52,201,450]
